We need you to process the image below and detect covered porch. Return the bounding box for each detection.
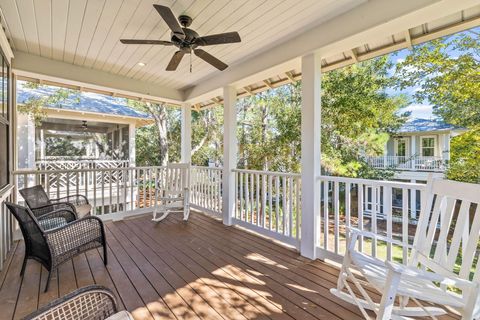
[0,0,479,319]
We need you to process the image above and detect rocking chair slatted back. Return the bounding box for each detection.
[163,163,190,195]
[412,178,480,282]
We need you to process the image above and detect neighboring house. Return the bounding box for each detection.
[365,118,466,219]
[366,118,466,182]
[15,82,153,214]
[16,82,152,169]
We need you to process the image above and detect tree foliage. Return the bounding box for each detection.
[237,56,407,178]
[396,30,480,127]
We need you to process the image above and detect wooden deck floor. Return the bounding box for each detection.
[0,211,459,320]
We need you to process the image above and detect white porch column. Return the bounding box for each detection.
[128,123,136,166]
[410,136,416,169]
[222,86,237,226]
[300,52,322,260]
[181,103,192,163]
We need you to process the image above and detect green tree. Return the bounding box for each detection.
[237,56,407,178]
[396,29,480,182]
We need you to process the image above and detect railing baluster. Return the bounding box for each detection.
[402,187,409,263]
[384,186,393,261]
[256,174,260,227]
[371,185,378,258]
[345,182,351,255]
[323,180,329,250]
[282,176,287,235]
[275,176,280,233]
[334,181,340,254]
[268,175,273,230]
[358,183,364,252]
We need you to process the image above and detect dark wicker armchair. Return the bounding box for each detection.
[19,185,92,220]
[24,285,133,320]
[5,202,107,292]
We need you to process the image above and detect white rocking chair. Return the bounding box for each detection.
[152,163,190,222]
[331,178,480,319]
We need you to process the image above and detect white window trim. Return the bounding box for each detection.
[420,135,437,157]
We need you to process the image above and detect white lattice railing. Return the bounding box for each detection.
[190,166,223,218]
[14,166,165,219]
[365,155,446,171]
[233,169,302,248]
[317,176,426,263]
[35,160,130,189]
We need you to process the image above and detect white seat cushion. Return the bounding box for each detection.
[74,203,92,218]
[350,251,464,308]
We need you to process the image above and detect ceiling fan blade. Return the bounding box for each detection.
[120,39,173,45]
[166,51,185,71]
[194,49,228,71]
[196,32,241,46]
[153,4,185,39]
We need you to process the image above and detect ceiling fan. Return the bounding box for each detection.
[120,4,241,72]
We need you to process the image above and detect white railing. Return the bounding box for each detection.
[233,169,301,248]
[0,184,15,272]
[365,155,445,171]
[190,166,223,218]
[14,166,166,220]
[317,176,426,263]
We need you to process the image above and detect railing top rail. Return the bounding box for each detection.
[0,184,14,202]
[191,166,224,171]
[232,168,301,178]
[318,175,427,190]
[13,165,167,175]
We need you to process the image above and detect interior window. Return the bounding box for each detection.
[421,137,435,157]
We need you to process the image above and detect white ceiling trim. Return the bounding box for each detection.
[12,51,183,104]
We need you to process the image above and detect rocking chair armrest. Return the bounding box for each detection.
[347,226,414,250]
[385,261,476,290]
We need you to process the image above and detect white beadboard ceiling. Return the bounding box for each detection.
[0,0,364,91]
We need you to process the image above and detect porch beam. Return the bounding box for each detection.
[300,52,322,260]
[222,86,237,226]
[12,51,183,104]
[181,103,192,163]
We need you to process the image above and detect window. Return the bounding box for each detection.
[421,137,435,157]
[0,50,10,189]
[395,138,407,156]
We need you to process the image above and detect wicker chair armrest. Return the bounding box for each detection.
[51,194,90,206]
[37,209,77,230]
[46,216,105,257]
[31,202,77,218]
[23,285,118,320]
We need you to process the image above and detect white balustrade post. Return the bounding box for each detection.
[181,103,192,163]
[222,86,237,226]
[410,179,417,219]
[300,52,322,260]
[128,123,136,166]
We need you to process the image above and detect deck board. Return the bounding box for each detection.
[0,211,461,320]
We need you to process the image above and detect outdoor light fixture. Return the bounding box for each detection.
[137,62,146,67]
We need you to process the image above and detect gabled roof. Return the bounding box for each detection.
[397,118,463,134]
[17,82,151,120]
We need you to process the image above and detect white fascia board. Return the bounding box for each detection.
[184,0,478,103]
[12,51,183,104]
